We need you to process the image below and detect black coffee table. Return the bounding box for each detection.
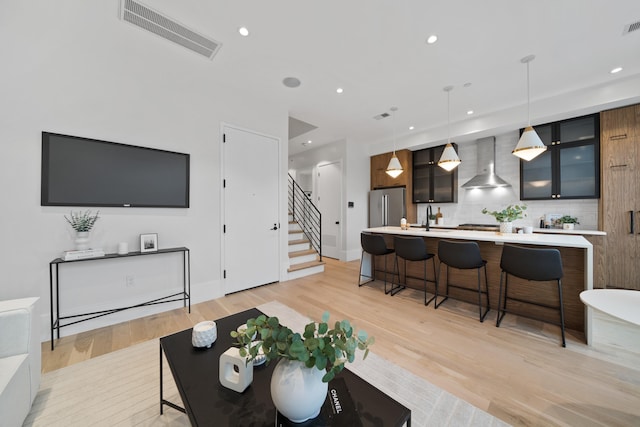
[160,308,411,426]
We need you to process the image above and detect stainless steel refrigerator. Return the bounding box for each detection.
[369,187,406,227]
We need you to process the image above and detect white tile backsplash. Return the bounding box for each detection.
[415,130,599,230]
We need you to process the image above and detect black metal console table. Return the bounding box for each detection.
[49,247,190,350]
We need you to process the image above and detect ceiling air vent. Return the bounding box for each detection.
[373,112,391,120]
[623,20,640,35]
[119,0,222,60]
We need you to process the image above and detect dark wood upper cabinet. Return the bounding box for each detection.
[412,144,458,203]
[520,113,600,200]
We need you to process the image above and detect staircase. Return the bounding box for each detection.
[287,215,325,279]
[287,173,324,279]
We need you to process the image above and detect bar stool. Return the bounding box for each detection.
[435,240,490,322]
[392,236,437,304]
[496,244,566,347]
[359,233,395,292]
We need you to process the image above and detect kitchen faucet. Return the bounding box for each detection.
[425,205,433,231]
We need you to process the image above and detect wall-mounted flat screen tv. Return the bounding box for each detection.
[41,132,190,208]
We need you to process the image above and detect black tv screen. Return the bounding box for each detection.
[41,132,190,208]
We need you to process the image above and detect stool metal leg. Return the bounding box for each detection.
[558,279,566,347]
[388,255,405,296]
[496,271,508,327]
[359,251,374,287]
[477,265,490,322]
[424,257,436,306]
[434,264,449,309]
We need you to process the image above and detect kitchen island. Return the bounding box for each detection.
[363,226,593,342]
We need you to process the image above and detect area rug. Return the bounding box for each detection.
[25,301,509,426]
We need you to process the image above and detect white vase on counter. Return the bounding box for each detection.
[563,223,575,230]
[499,222,513,234]
[74,231,90,250]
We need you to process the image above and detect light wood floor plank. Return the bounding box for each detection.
[41,258,640,426]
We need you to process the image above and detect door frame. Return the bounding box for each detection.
[219,122,283,293]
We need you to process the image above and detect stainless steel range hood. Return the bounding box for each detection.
[461,136,511,189]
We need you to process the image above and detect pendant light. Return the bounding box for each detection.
[438,86,461,171]
[512,55,546,161]
[385,106,403,178]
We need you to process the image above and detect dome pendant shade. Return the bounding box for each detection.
[438,85,461,171]
[438,143,461,171]
[513,126,547,161]
[513,55,546,162]
[386,153,403,178]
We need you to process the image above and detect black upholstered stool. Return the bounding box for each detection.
[496,244,566,347]
[435,240,490,322]
[359,233,395,292]
[392,236,437,304]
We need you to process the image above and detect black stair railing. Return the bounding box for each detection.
[288,173,322,261]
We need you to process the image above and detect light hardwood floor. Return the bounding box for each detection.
[42,258,640,426]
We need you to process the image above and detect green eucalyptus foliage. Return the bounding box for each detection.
[231,312,375,383]
[482,204,527,222]
[64,210,100,232]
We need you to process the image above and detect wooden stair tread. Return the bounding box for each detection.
[289,229,304,234]
[289,249,317,258]
[289,238,309,245]
[287,260,325,272]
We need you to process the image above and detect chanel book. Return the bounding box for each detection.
[275,377,361,427]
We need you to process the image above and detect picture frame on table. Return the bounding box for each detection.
[140,233,158,252]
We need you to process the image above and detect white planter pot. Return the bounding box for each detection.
[75,231,90,250]
[499,222,513,234]
[270,359,328,423]
[563,223,575,230]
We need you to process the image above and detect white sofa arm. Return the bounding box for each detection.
[0,298,39,359]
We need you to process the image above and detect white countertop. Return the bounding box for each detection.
[531,228,606,236]
[365,226,593,249]
[410,224,605,236]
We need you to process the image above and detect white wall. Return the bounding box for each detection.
[0,2,288,338]
[289,138,368,262]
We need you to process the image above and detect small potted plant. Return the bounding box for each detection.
[428,213,437,226]
[482,204,527,234]
[232,312,374,422]
[558,215,579,230]
[65,210,99,250]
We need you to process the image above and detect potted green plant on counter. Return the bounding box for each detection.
[65,210,100,250]
[482,204,527,234]
[558,215,579,230]
[232,312,374,423]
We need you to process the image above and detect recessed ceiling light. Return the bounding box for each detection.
[409,126,414,130]
[336,88,344,94]
[426,35,438,44]
[238,27,249,37]
[467,110,474,115]
[282,77,301,88]
[307,140,312,144]
[610,67,623,74]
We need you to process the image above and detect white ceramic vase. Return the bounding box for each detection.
[499,222,513,234]
[563,223,575,230]
[75,231,90,250]
[270,359,328,423]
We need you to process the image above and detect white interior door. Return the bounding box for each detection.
[223,125,280,294]
[317,161,342,260]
